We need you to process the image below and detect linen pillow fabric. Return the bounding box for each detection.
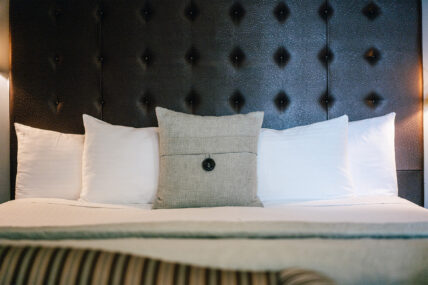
[15,123,84,200]
[348,113,398,196]
[80,115,159,204]
[257,116,354,202]
[154,107,264,209]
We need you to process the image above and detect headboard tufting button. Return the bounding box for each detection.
[141,2,154,22]
[229,47,246,68]
[139,92,154,112]
[318,46,333,67]
[185,89,200,113]
[142,97,150,105]
[184,2,199,22]
[318,2,333,22]
[54,8,62,17]
[229,2,246,25]
[364,47,381,65]
[362,2,381,21]
[49,97,63,114]
[273,2,289,23]
[274,47,290,68]
[364,92,383,108]
[274,91,289,112]
[141,49,153,67]
[319,92,335,110]
[185,47,200,66]
[229,91,245,113]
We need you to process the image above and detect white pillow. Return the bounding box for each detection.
[257,116,354,202]
[15,123,83,200]
[80,115,159,204]
[348,113,397,196]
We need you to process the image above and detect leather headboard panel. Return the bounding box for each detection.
[10,0,423,204]
[328,0,423,203]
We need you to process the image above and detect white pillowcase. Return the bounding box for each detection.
[348,113,397,196]
[257,116,354,202]
[15,123,83,200]
[80,115,159,204]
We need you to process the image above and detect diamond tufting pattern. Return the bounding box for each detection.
[9,0,424,204]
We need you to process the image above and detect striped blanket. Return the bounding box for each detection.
[0,245,333,285]
[2,220,428,284]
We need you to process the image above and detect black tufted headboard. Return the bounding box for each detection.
[9,0,423,205]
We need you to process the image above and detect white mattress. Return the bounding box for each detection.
[0,195,427,227]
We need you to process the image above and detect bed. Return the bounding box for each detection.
[1,196,428,284]
[3,0,427,284]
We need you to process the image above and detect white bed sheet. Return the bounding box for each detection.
[0,195,427,228]
[1,196,428,284]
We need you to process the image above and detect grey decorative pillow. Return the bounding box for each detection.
[154,107,264,209]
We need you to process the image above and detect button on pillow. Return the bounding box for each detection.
[154,107,264,209]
